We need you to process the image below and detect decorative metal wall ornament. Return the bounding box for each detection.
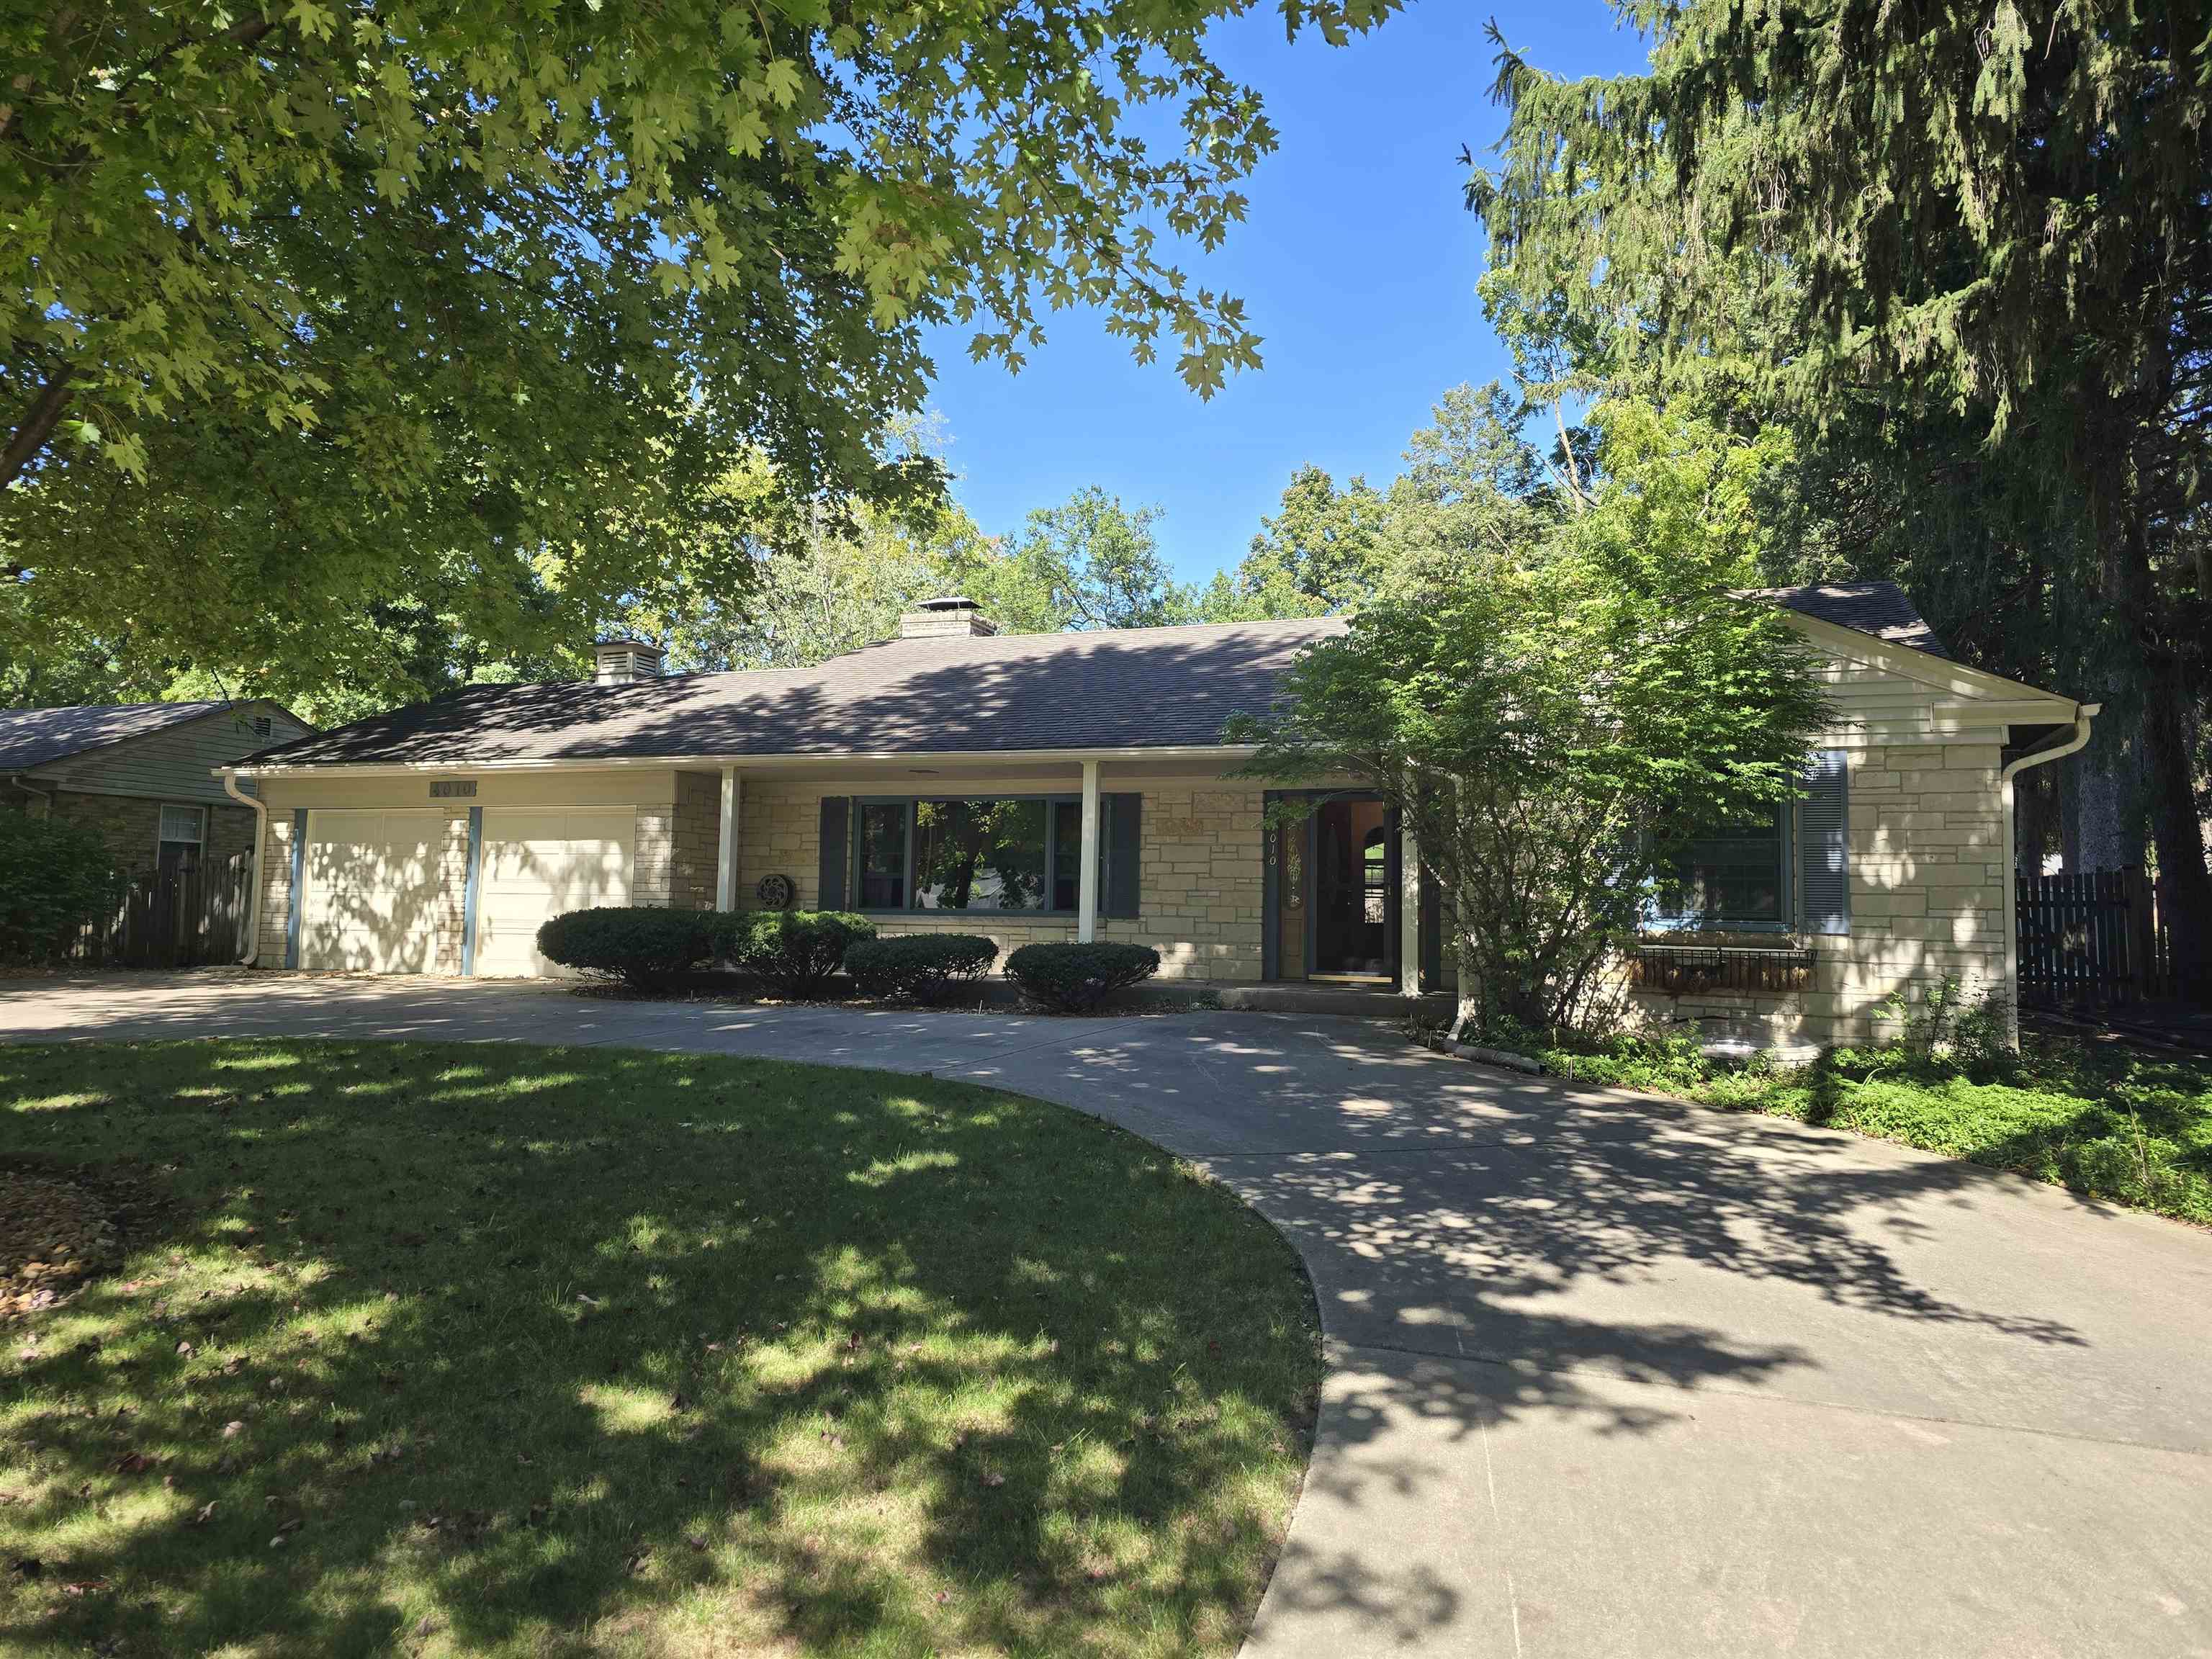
[755,873,795,912]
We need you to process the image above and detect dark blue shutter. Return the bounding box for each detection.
[1798,751,1850,935]
[817,797,849,911]
[1104,793,1141,918]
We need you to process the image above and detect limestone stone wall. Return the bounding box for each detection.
[256,811,295,965]
[735,778,1268,981]
[427,808,472,969]
[1627,742,2010,1051]
[667,772,722,912]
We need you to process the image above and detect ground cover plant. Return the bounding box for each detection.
[1449,1017,2212,1226]
[0,1040,1321,1658]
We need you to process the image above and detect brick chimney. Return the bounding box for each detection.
[593,637,665,685]
[897,596,998,640]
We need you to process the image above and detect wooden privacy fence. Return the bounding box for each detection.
[2014,866,2174,1007]
[80,852,254,969]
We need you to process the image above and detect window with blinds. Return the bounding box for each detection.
[158,805,205,845]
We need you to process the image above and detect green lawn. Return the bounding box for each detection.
[1510,1027,2212,1226]
[0,1041,1321,1658]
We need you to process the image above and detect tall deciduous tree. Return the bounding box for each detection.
[2,1,1401,688]
[1470,0,2212,994]
[1236,400,1830,1033]
[977,487,1198,631]
[1202,463,1387,619]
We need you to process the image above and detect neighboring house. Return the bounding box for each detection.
[227,588,2092,1050]
[2,701,314,880]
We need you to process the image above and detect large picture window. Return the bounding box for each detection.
[850,796,1104,914]
[1651,802,1791,932]
[915,799,1048,911]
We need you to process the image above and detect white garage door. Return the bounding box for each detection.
[475,807,635,978]
[300,810,451,974]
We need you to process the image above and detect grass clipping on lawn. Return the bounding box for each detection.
[0,1041,1322,1658]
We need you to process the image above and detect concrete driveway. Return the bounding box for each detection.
[4,971,2210,1657]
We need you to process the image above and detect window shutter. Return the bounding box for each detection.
[817,797,850,911]
[1798,750,1850,935]
[1104,793,1142,918]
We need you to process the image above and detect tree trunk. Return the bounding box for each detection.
[2065,724,2144,873]
[2099,465,2212,1002]
[1,361,76,489]
[1449,931,1483,1043]
[2139,654,2212,1001]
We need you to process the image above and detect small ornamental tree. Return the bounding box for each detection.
[1233,400,1831,1038]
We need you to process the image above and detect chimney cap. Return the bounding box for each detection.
[897,596,998,639]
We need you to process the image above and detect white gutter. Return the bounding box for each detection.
[229,743,1264,781]
[220,766,267,966]
[1999,701,2100,1047]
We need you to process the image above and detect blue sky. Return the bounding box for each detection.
[918,2,1650,583]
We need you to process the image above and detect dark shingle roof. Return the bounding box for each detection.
[1747,581,1951,657]
[245,582,1958,773]
[247,618,1349,768]
[0,701,236,772]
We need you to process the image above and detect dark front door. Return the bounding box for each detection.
[1312,797,1391,979]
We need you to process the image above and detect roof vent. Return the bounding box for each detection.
[594,637,665,685]
[897,596,998,640]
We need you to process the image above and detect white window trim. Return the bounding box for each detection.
[156,803,207,857]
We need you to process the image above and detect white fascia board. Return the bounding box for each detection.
[1780,611,2085,710]
[229,744,1264,780]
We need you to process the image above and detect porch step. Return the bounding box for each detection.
[1216,984,1450,1017]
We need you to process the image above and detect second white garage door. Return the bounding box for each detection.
[474,807,636,977]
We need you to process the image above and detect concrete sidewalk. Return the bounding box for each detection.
[4,970,2210,1656]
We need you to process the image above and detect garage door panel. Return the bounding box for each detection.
[301,811,450,974]
[476,808,635,978]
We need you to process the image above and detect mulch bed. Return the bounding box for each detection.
[1,1169,122,1320]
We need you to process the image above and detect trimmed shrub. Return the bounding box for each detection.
[845,934,999,1003]
[716,910,876,997]
[535,907,711,989]
[1004,940,1161,1013]
[0,811,126,966]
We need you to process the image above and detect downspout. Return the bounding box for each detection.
[9,775,52,814]
[1999,702,2100,1047]
[220,767,266,966]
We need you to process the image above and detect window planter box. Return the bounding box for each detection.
[1629,942,1817,994]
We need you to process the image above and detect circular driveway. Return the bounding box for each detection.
[4,971,2210,1657]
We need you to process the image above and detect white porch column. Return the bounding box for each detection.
[1077,759,1101,943]
[1400,814,1421,996]
[715,767,742,911]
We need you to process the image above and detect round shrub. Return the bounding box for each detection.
[0,811,127,965]
[1004,940,1161,1013]
[715,910,876,997]
[535,907,711,989]
[845,934,999,1003]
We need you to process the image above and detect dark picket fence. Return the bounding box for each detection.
[80,852,255,969]
[2014,867,2174,1007]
